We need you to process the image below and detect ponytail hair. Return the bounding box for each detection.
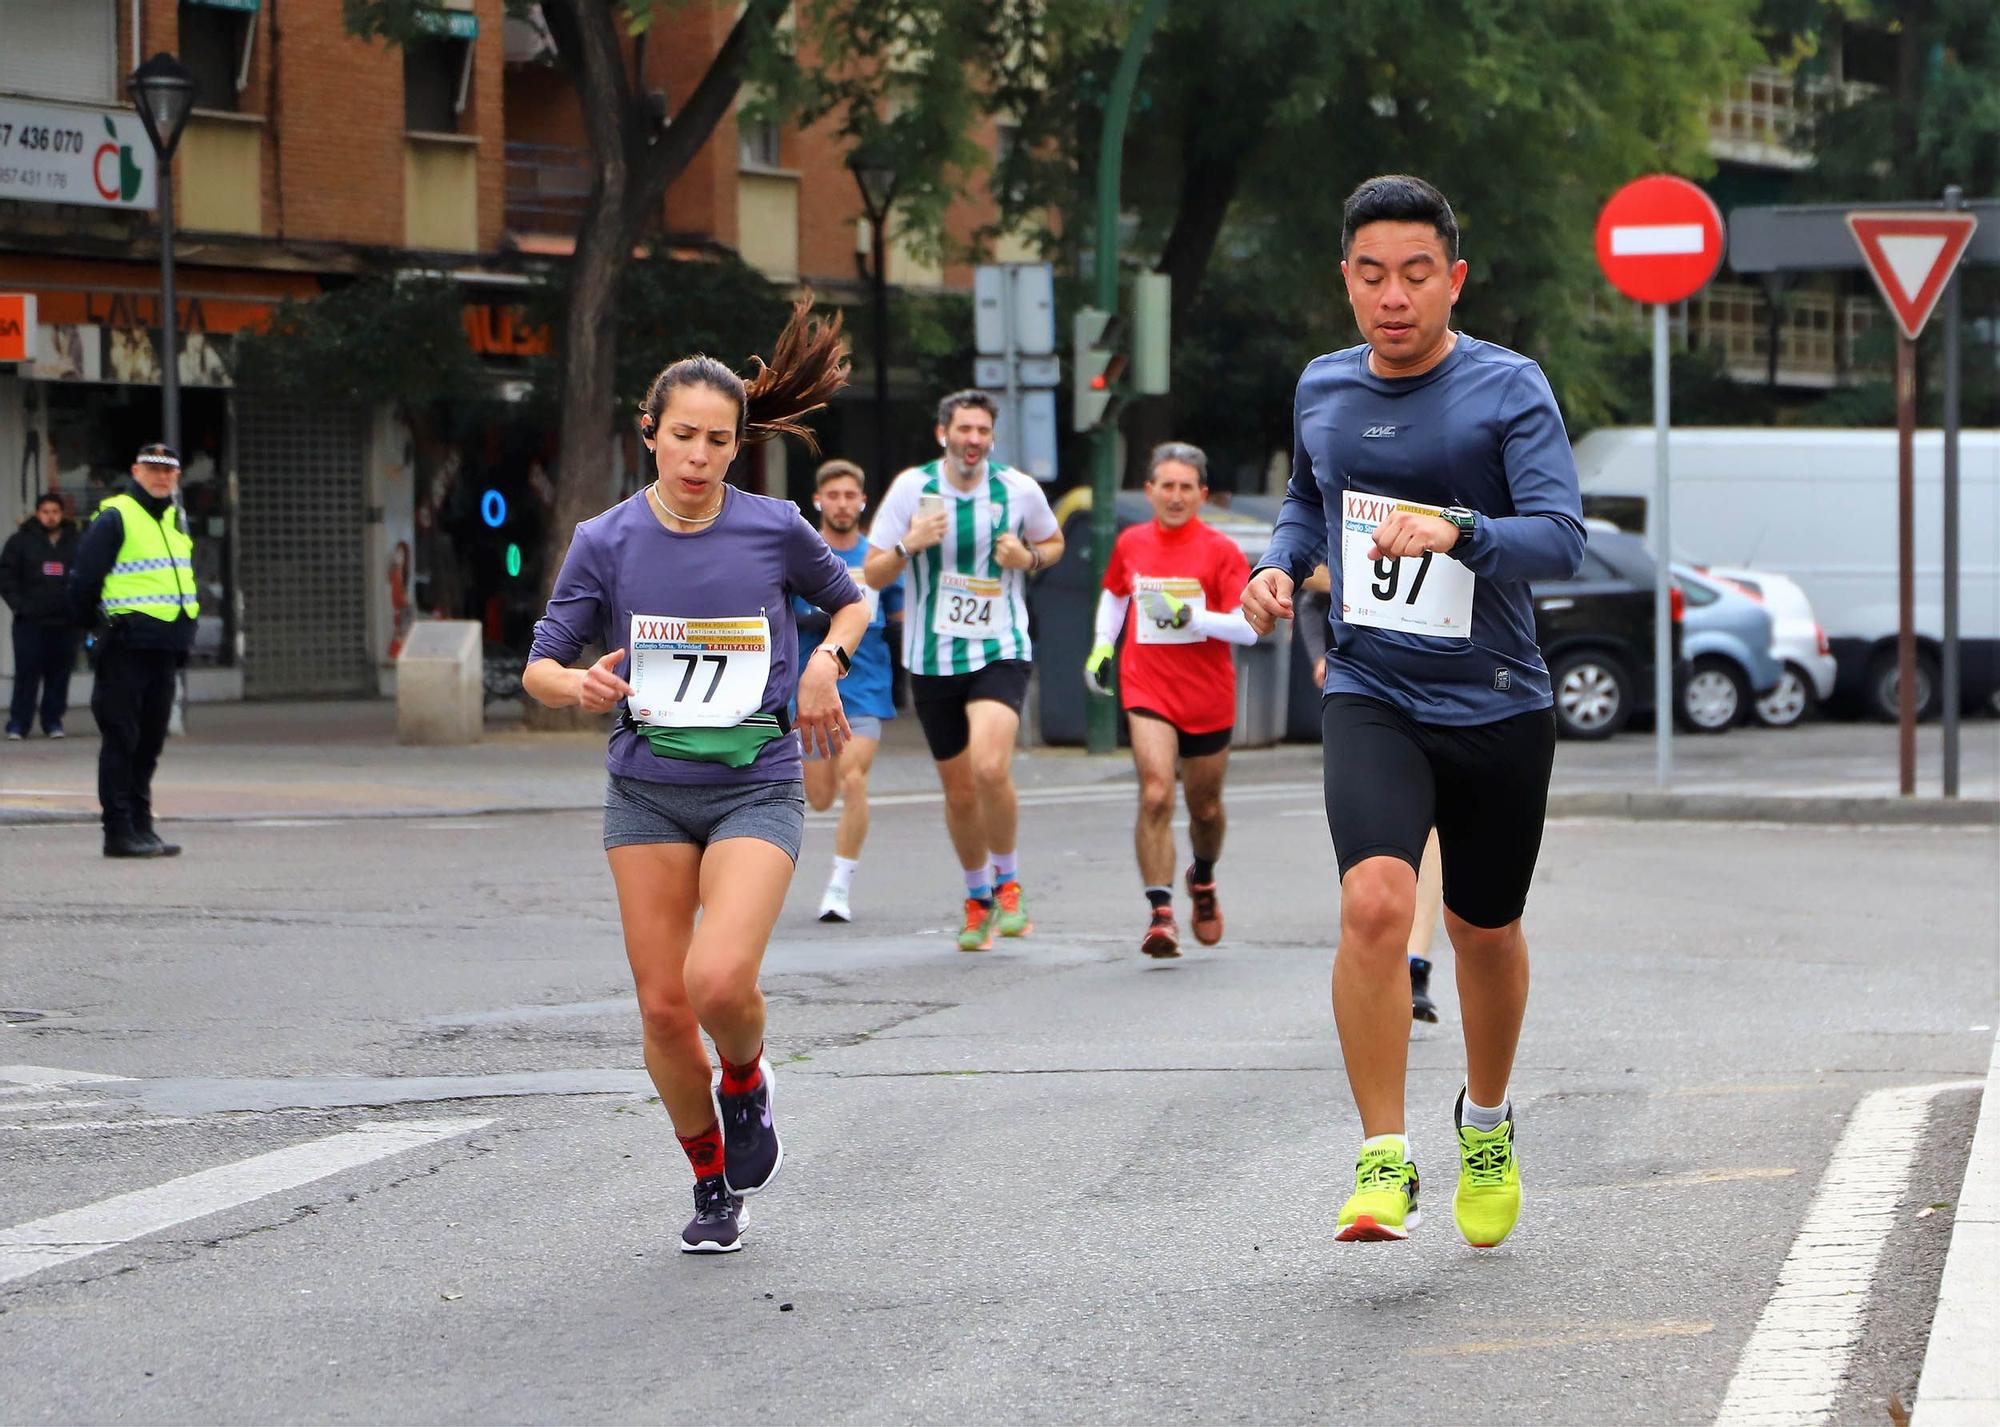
[636,295,850,454]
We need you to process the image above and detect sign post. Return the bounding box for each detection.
[1594,176,1725,789]
[972,262,1059,482]
[1844,208,1978,796]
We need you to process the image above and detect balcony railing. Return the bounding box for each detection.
[1707,64,1876,170]
[504,141,592,233]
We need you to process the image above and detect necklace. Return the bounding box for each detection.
[650,480,725,528]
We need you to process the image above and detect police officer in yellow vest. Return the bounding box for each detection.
[68,443,199,858]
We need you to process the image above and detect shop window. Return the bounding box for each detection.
[179,1,259,114]
[405,38,473,134]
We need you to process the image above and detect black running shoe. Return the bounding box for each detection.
[680,1174,746,1253]
[1410,956,1438,1024]
[720,1058,784,1195]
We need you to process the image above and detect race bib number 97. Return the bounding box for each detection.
[627,613,771,729]
[931,572,1006,642]
[1340,491,1475,639]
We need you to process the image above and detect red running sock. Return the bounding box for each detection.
[677,1121,724,1179]
[719,1046,765,1096]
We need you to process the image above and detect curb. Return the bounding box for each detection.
[1910,1027,2000,1426]
[1546,792,2000,827]
[7,790,1996,829]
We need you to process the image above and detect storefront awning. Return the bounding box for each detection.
[185,0,261,12]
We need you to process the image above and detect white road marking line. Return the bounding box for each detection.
[0,1117,493,1287]
[1713,1081,1976,1427]
[6,1118,198,1134]
[1610,222,1707,256]
[0,1065,134,1088]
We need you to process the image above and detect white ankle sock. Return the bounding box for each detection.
[1462,1095,1508,1132]
[828,856,858,893]
[1362,1133,1410,1161]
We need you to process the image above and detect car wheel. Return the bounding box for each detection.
[1865,647,1940,722]
[1753,662,1817,728]
[1678,656,1747,733]
[1551,650,1632,740]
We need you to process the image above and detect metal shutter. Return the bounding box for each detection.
[0,1,116,103]
[236,400,374,697]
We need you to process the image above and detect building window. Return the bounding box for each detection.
[405,38,472,134]
[0,0,116,103]
[739,115,781,169]
[179,1,258,113]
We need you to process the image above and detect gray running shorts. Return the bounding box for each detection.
[603,774,805,861]
[801,713,883,761]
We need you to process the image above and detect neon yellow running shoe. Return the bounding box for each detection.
[993,880,1033,938]
[1335,1142,1421,1242]
[1452,1089,1522,1248]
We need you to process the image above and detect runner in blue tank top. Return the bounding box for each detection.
[524,301,869,1255]
[1243,176,1585,1251]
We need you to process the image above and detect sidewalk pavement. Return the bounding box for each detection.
[2,697,1995,827]
[1911,1028,2000,1426]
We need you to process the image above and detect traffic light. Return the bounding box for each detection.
[1072,307,1126,432]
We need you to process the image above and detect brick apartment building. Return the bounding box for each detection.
[0,0,1025,702]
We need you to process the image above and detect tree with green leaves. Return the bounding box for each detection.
[991,0,1765,478]
[344,0,1027,592]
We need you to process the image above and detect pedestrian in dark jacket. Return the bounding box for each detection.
[2,493,82,738]
[69,445,199,857]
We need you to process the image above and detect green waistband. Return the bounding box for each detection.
[628,712,789,769]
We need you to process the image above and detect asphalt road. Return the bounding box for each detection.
[2,768,1995,1424]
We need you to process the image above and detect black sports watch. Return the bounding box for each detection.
[817,643,852,677]
[1439,507,1477,543]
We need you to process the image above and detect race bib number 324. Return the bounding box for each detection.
[931,571,1006,641]
[1340,491,1475,639]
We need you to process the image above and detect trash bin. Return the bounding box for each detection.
[1230,493,1327,743]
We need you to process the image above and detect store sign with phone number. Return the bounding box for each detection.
[0,99,157,211]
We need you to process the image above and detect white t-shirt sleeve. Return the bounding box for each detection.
[868,469,923,551]
[1012,474,1060,542]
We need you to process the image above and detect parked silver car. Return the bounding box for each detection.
[1673,566,1781,733]
[1696,565,1839,728]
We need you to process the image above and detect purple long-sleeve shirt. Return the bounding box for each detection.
[528,486,863,784]
[1256,335,1586,723]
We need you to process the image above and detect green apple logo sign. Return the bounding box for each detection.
[93,115,144,204]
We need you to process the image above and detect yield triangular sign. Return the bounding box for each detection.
[1846,211,1979,341]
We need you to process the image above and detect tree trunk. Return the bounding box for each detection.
[533,0,790,601]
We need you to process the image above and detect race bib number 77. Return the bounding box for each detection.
[1340,491,1475,639]
[627,613,771,729]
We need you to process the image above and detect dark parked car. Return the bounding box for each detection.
[1533,527,1680,740]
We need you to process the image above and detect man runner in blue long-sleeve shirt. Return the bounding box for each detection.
[1243,175,1585,1250]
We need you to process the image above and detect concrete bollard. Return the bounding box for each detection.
[396,620,483,745]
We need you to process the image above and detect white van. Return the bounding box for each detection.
[1570,427,2000,718]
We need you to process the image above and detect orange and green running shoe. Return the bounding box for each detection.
[993,880,1033,938]
[956,898,996,952]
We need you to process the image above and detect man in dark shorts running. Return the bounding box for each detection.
[1085,442,1253,958]
[1243,175,1585,1249]
[862,391,1064,951]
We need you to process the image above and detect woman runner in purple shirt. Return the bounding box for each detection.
[524,301,869,1254]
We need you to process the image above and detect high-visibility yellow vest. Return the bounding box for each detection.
[97,493,199,622]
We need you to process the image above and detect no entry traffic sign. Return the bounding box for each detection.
[1595,176,1725,305]
[1845,211,1979,341]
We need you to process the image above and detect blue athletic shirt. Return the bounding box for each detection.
[1256,334,1586,724]
[793,538,901,720]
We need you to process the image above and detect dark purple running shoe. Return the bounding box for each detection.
[720,1058,784,1195]
[680,1175,746,1254]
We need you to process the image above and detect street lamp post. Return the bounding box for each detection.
[847,147,899,501]
[128,53,197,452]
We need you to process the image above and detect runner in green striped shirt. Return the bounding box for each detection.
[864,390,1064,951]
